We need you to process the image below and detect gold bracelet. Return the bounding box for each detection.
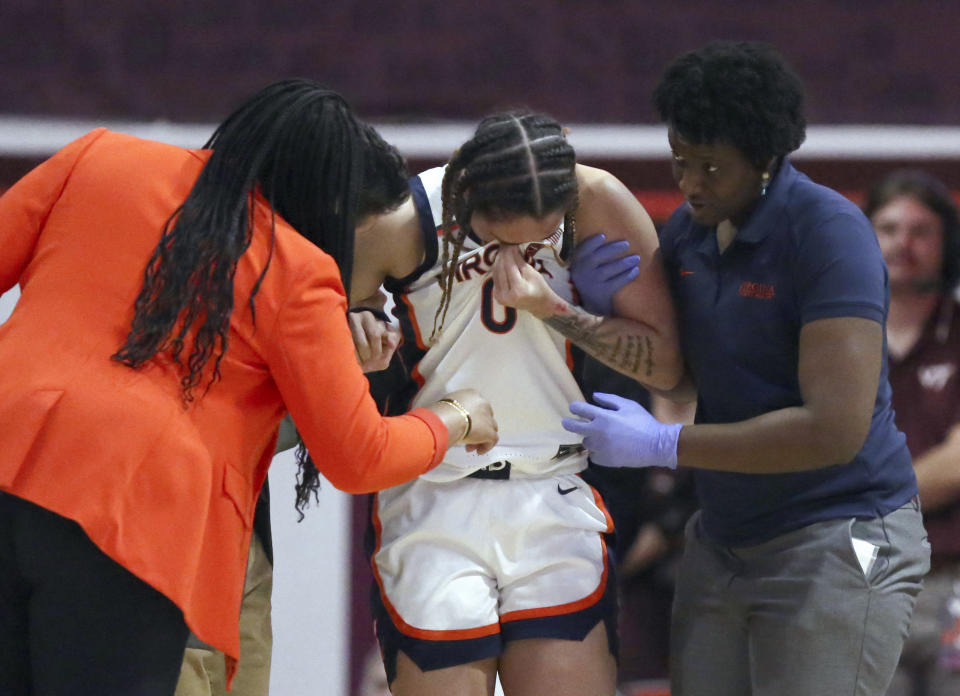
[438,398,472,440]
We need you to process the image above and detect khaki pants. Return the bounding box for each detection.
[175,534,273,696]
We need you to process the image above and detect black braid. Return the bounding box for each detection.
[433,154,471,341]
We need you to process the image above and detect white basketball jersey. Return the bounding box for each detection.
[384,167,587,482]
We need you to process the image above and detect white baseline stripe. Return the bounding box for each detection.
[0,115,959,160]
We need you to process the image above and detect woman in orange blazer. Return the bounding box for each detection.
[0,80,497,696]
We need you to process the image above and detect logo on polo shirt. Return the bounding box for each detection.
[739,281,775,299]
[918,363,955,391]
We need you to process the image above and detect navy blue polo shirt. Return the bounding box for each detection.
[660,160,917,546]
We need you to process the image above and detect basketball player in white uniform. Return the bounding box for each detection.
[348,112,681,696]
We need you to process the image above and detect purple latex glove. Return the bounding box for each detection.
[562,392,683,469]
[570,234,641,316]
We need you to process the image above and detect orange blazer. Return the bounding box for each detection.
[0,129,446,668]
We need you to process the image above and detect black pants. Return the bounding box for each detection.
[0,492,188,695]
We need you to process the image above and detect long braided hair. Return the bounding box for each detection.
[432,112,578,341]
[111,79,409,514]
[114,80,397,387]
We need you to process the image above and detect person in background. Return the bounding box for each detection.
[175,484,279,696]
[358,646,392,696]
[174,322,403,696]
[572,221,698,690]
[564,40,929,696]
[176,293,411,696]
[578,361,696,688]
[864,171,960,696]
[0,79,497,696]
[570,226,696,690]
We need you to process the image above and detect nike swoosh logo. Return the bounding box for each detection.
[557,484,578,495]
[679,269,695,276]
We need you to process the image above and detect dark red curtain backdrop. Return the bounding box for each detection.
[2,1,959,125]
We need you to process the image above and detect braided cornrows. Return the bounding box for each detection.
[430,112,578,342]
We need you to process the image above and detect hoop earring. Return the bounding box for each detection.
[760,171,771,197]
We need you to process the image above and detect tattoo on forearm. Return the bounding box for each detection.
[544,308,656,378]
[645,336,654,376]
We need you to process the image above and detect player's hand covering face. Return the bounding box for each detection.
[491,244,560,319]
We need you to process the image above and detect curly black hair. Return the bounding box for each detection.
[653,40,807,167]
[864,169,960,290]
